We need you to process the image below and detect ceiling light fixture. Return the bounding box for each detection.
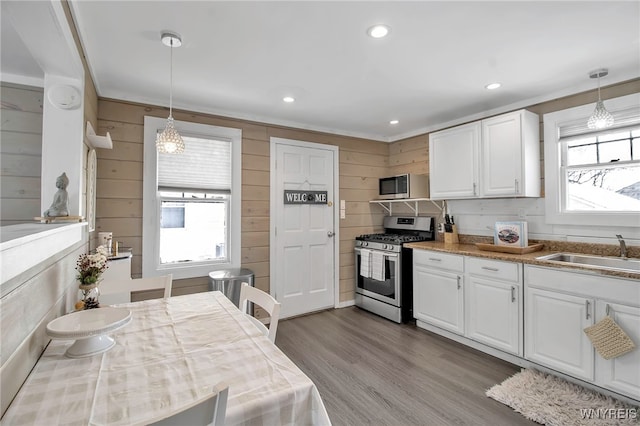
[485,82,501,90]
[283,96,295,103]
[389,120,399,125]
[156,31,184,154]
[367,24,390,38]
[587,68,614,130]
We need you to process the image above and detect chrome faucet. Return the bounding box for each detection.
[616,234,627,259]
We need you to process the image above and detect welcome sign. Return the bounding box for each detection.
[284,190,328,204]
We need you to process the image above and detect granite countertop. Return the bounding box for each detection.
[405,240,640,281]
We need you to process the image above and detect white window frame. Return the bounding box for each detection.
[143,116,242,279]
[543,92,640,228]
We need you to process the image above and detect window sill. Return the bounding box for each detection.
[154,260,238,280]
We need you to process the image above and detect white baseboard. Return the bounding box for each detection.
[336,300,355,308]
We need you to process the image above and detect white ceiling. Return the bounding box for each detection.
[0,8,43,84]
[27,2,640,141]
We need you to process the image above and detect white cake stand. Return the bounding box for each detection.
[46,307,132,358]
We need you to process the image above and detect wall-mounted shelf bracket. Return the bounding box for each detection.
[85,121,113,149]
[369,198,444,216]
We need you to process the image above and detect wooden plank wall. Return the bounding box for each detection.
[95,99,389,307]
[0,240,86,416]
[0,83,43,226]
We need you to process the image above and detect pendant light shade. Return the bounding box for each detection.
[587,69,614,130]
[156,32,184,154]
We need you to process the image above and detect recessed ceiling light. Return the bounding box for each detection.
[485,82,501,90]
[283,96,295,103]
[367,24,390,39]
[389,120,399,125]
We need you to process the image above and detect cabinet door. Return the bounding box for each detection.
[481,111,523,197]
[525,287,595,381]
[466,276,521,355]
[595,301,640,400]
[429,122,480,199]
[413,265,464,334]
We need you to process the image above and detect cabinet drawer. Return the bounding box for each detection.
[414,250,464,272]
[468,257,520,282]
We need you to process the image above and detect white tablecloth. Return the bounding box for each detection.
[3,292,331,426]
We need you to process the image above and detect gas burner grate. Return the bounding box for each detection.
[356,233,432,244]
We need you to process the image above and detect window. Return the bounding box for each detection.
[565,129,640,211]
[158,193,226,263]
[543,93,640,227]
[143,117,242,279]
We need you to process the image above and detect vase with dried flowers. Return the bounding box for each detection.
[75,245,109,310]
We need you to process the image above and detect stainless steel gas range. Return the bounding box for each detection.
[354,216,434,323]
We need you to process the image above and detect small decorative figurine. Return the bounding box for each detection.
[43,172,70,217]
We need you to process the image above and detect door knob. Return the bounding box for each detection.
[327,231,335,237]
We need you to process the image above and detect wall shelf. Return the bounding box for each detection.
[85,121,112,149]
[369,198,444,216]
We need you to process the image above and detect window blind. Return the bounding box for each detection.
[558,106,640,142]
[158,135,231,191]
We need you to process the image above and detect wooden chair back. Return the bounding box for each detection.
[100,274,173,305]
[239,283,281,343]
[147,382,228,426]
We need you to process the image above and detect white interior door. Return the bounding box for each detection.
[270,138,337,318]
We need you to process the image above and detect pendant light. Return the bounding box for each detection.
[156,31,185,154]
[587,68,614,130]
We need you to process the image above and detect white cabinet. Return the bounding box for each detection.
[429,122,480,199]
[481,110,540,197]
[102,252,132,282]
[413,250,524,352]
[525,286,595,381]
[413,250,465,335]
[429,109,539,199]
[466,258,522,356]
[525,265,640,400]
[595,301,640,399]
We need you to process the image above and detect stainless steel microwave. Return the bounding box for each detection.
[378,174,430,200]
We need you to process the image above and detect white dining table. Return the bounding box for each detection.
[2,291,331,426]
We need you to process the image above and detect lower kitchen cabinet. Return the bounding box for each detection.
[412,251,640,401]
[525,286,595,381]
[595,301,640,398]
[466,257,522,356]
[525,265,640,401]
[413,251,523,351]
[414,265,464,334]
[467,275,522,356]
[413,250,464,335]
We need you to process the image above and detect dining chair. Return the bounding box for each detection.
[147,382,229,426]
[99,274,173,306]
[239,282,281,343]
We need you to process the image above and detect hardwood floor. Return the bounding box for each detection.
[276,307,537,426]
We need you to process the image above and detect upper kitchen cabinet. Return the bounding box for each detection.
[481,110,540,197]
[429,109,540,199]
[429,122,481,199]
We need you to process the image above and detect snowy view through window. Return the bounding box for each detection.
[565,128,640,211]
[159,195,228,264]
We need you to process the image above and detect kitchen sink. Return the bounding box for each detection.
[536,253,640,272]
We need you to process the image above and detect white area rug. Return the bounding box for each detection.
[486,369,639,425]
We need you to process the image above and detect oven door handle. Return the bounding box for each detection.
[354,247,398,260]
